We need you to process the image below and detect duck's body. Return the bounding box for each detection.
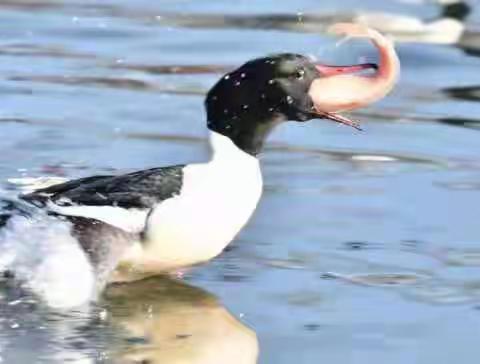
[112,131,262,277]
[21,131,261,279]
[0,23,400,307]
[134,132,262,272]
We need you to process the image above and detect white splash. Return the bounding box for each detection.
[0,211,96,309]
[7,176,69,194]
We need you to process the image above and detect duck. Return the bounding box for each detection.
[160,0,469,46]
[0,23,399,307]
[353,0,469,45]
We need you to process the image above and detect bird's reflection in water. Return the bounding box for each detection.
[103,277,259,364]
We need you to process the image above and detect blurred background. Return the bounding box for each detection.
[0,0,480,363]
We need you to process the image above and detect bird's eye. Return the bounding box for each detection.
[295,69,305,79]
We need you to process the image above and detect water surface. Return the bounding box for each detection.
[1,0,480,363]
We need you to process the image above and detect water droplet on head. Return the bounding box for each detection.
[99,309,108,321]
[211,95,218,101]
[268,79,275,85]
[223,109,229,114]
[242,105,249,110]
[234,81,241,86]
[240,73,246,78]
[268,107,275,112]
[225,124,232,130]
[224,75,230,80]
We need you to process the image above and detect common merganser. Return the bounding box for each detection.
[0,23,399,306]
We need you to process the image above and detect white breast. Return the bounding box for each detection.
[128,131,263,271]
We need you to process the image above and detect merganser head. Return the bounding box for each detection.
[206,23,400,156]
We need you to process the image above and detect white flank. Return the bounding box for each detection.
[125,131,263,271]
[46,202,149,234]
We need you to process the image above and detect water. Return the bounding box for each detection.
[0,0,480,362]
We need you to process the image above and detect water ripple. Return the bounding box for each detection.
[8,75,204,94]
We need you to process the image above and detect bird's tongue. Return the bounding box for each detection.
[309,23,400,129]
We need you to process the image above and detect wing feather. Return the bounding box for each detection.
[21,165,185,233]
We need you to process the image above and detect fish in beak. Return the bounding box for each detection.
[308,23,401,130]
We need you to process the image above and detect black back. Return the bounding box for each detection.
[22,166,184,209]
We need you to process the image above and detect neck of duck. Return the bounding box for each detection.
[207,113,284,157]
[208,130,260,165]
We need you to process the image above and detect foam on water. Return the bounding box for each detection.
[6,177,69,194]
[0,208,96,309]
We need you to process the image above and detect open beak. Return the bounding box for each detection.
[308,23,400,130]
[315,63,377,77]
